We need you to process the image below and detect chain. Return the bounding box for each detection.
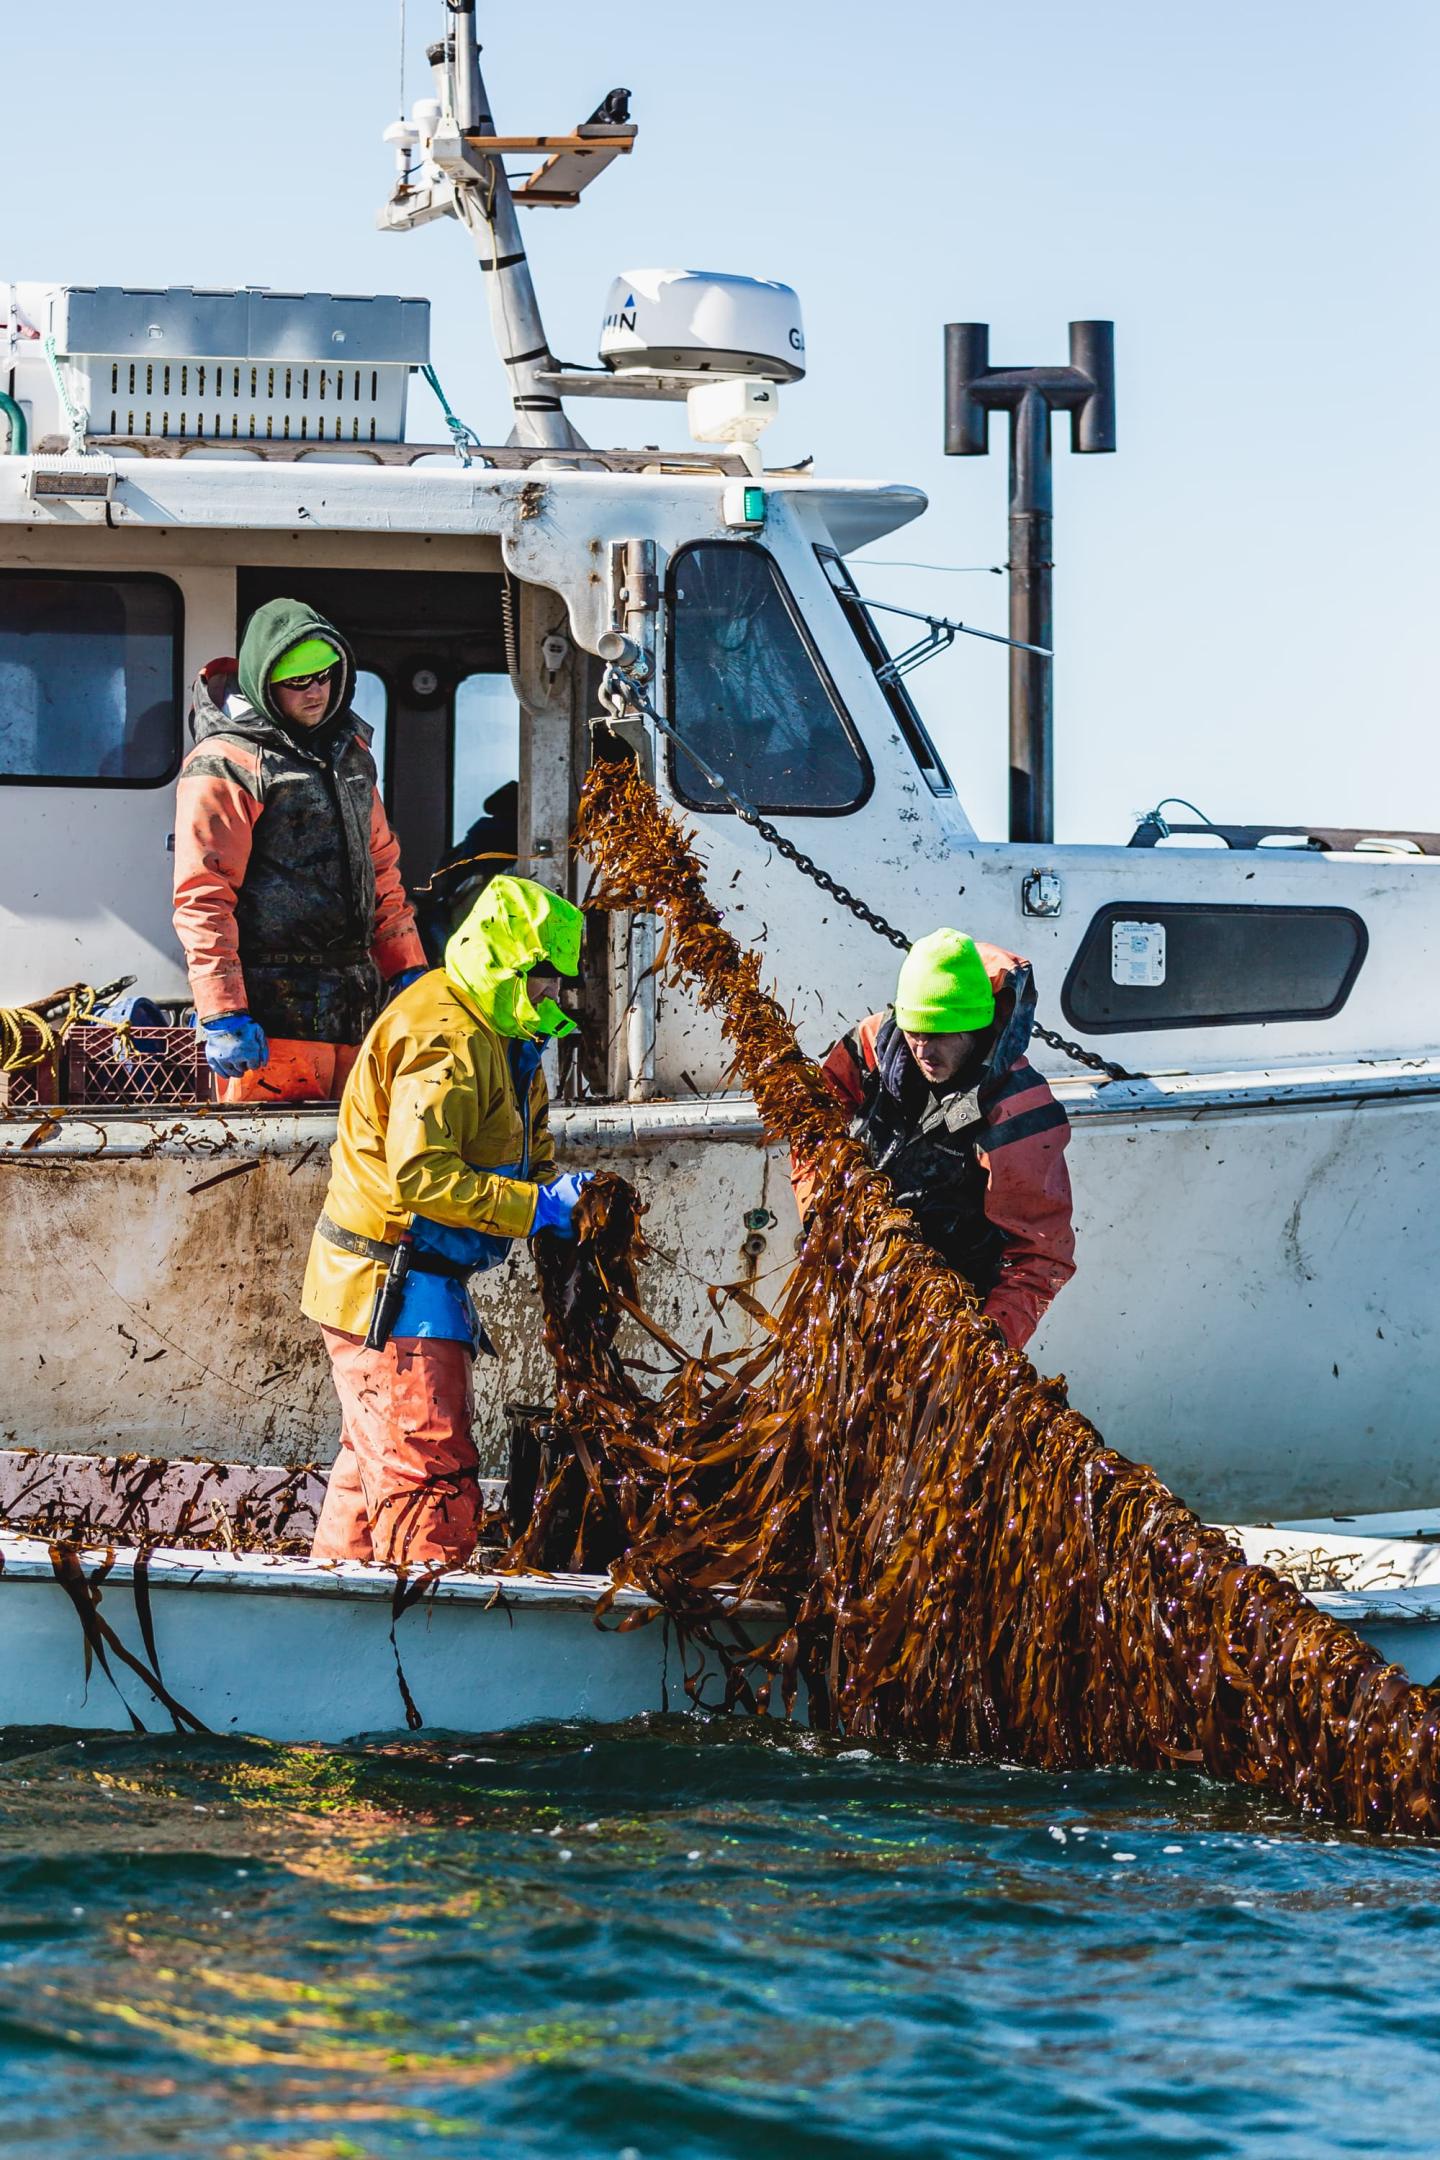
[731,803,912,952]
[742,807,1143,1082]
[603,672,1145,1085]
[1028,1021,1141,1084]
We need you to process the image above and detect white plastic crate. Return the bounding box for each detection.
[43,285,429,445]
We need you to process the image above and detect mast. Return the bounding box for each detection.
[400,3,584,450]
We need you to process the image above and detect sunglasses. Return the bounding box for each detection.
[277,666,339,692]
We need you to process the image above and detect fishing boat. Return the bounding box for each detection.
[3,1493,1440,1743]
[2,5,1438,1733]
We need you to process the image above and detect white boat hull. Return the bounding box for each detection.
[2,1527,1436,1747]
[0,1535,772,1744]
[4,1057,1440,1522]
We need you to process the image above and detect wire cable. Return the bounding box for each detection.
[850,558,1004,575]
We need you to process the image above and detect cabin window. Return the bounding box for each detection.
[1061,902,1369,1034]
[452,671,520,850]
[666,541,872,814]
[0,572,182,786]
[815,547,954,796]
[351,669,389,797]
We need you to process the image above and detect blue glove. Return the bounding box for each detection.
[201,1013,269,1078]
[529,1170,595,1240]
[386,965,428,1002]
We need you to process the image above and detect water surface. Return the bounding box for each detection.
[0,1718,1436,2157]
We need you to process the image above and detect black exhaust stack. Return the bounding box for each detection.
[944,321,1116,845]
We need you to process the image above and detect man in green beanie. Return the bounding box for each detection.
[797,930,1075,1349]
[173,598,426,1102]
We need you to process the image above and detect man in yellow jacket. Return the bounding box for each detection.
[302,875,592,1569]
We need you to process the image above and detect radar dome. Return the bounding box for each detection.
[599,270,804,383]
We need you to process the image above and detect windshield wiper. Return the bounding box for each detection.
[850,594,1052,679]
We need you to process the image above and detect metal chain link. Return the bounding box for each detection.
[604,673,1146,1086]
[1029,1021,1141,1084]
[731,803,912,953]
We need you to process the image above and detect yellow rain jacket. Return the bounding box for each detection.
[300,876,582,1339]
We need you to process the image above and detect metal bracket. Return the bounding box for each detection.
[591,708,655,785]
[1022,870,1063,918]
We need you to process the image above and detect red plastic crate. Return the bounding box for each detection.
[65,1023,210,1107]
[0,1015,61,1110]
[0,1051,61,1110]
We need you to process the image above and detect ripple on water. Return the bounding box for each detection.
[0,1718,1438,2158]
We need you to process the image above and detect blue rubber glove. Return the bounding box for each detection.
[201,1013,269,1078]
[529,1170,595,1240]
[386,965,428,1002]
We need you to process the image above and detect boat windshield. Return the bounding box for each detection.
[815,548,954,797]
[665,540,872,815]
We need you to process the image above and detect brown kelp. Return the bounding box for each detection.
[0,1451,329,1553]
[519,756,1440,1835]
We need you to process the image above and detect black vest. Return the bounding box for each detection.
[852,1017,1005,1293]
[231,723,381,1042]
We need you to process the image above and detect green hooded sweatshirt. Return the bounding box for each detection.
[237,597,355,729]
[445,875,583,1040]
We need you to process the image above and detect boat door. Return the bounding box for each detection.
[235,566,519,922]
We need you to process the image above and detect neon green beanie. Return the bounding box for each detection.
[270,637,341,683]
[893,929,996,1034]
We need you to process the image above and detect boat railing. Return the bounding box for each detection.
[31,432,748,476]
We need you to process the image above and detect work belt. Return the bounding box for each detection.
[317,1212,474,1281]
[249,947,373,970]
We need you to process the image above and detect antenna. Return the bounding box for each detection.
[944,321,1116,845]
[378,6,633,450]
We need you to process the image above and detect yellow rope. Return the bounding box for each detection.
[0,1007,56,1072]
[0,985,97,1073]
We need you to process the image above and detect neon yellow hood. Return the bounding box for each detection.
[444,875,584,1040]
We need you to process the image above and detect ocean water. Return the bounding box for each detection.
[1,1718,1438,2159]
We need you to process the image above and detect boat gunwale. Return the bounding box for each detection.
[5,1057,1440,1160]
[0,1531,785,1619]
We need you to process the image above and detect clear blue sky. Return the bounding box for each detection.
[5,1,1436,841]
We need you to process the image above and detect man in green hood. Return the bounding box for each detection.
[302,874,594,1568]
[173,597,426,1102]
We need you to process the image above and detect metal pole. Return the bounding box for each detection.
[1008,390,1054,846]
[943,320,1114,846]
[439,7,584,451]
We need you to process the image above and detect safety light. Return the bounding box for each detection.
[720,481,766,530]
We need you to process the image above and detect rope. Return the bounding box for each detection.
[0,1006,55,1072]
[602,670,1144,1085]
[42,335,88,452]
[421,362,484,468]
[0,985,97,1073]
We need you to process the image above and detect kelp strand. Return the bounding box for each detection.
[519,757,1440,1836]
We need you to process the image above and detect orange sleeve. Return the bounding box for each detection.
[172,748,263,1019]
[368,790,426,980]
